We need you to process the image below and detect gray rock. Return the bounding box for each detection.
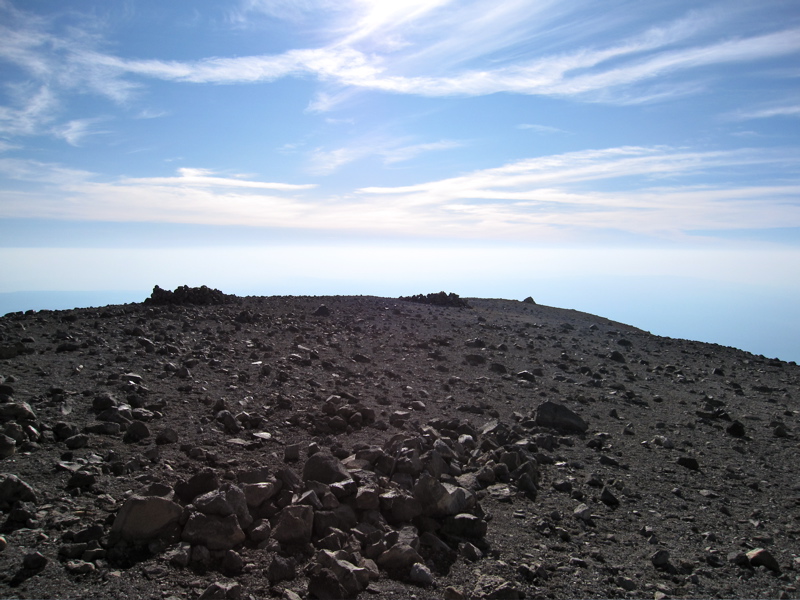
[409,562,434,587]
[533,401,588,433]
[53,421,79,441]
[67,470,96,489]
[726,420,746,438]
[248,519,271,543]
[224,484,252,529]
[308,567,348,600]
[123,420,150,443]
[303,452,352,485]
[22,551,48,570]
[355,486,381,510]
[0,473,38,508]
[487,483,513,502]
[600,486,620,506]
[728,551,750,567]
[747,548,781,572]
[412,473,475,517]
[420,531,452,556]
[96,405,133,425]
[517,370,537,382]
[92,392,118,412]
[272,505,314,545]
[677,456,700,471]
[74,524,104,543]
[165,542,191,567]
[313,504,358,538]
[243,480,281,508]
[616,576,637,591]
[268,554,297,583]
[380,489,423,524]
[156,427,179,444]
[65,560,95,574]
[3,422,24,444]
[222,549,244,575]
[444,587,467,600]
[235,466,273,484]
[181,513,245,551]
[137,337,155,352]
[442,513,487,539]
[0,401,36,422]
[459,541,483,561]
[377,543,423,577]
[216,410,241,434]
[64,433,90,449]
[174,470,219,503]
[651,549,671,568]
[0,434,15,459]
[195,489,234,516]
[83,422,122,435]
[284,443,301,462]
[473,574,523,599]
[313,305,331,317]
[197,581,241,600]
[110,495,182,542]
[316,550,369,597]
[573,503,593,523]
[191,544,212,568]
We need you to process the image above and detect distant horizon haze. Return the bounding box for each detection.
[1,257,797,364]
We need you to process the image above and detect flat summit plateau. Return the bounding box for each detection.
[0,287,797,599]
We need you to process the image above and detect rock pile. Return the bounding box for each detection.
[27,406,561,598]
[145,285,236,306]
[400,292,471,308]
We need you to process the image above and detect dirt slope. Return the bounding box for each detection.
[0,291,797,599]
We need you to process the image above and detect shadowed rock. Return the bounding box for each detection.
[533,401,588,433]
[111,495,182,542]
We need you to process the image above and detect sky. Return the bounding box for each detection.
[0,0,799,362]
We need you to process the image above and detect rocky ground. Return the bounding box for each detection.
[0,287,798,600]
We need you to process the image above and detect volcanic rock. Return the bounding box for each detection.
[747,548,781,572]
[533,400,588,433]
[0,473,38,508]
[181,513,246,551]
[271,505,314,545]
[377,543,423,578]
[303,451,352,485]
[111,495,182,542]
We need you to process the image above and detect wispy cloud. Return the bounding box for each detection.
[308,145,374,175]
[518,124,569,134]
[5,0,800,129]
[136,109,169,120]
[308,137,463,174]
[1,147,798,242]
[0,162,318,226]
[121,167,317,191]
[52,117,111,147]
[380,140,464,164]
[232,0,345,24]
[82,25,800,104]
[0,4,136,139]
[0,85,58,137]
[727,104,800,121]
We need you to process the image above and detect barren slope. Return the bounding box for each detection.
[0,291,797,599]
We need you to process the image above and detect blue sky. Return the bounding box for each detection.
[1,0,799,360]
